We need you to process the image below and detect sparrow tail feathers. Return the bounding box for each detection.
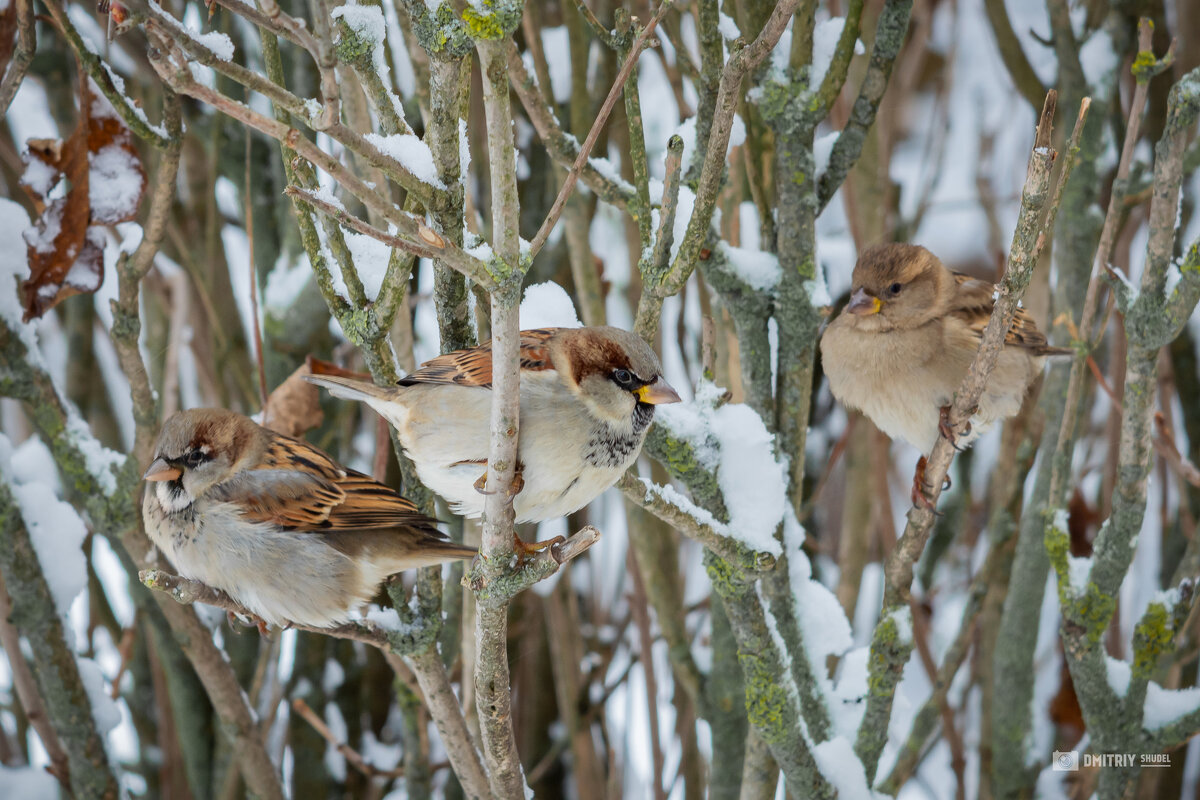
[304,374,397,402]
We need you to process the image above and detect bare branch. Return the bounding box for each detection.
[527,1,672,257]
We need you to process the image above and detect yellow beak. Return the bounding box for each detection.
[846,288,882,315]
[635,376,682,405]
[144,457,183,482]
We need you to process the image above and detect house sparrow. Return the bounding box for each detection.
[305,326,681,525]
[142,408,475,629]
[820,244,1068,502]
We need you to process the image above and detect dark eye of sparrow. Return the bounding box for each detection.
[888,282,903,296]
[184,449,208,468]
[611,368,634,388]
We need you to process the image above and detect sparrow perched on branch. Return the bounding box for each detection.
[306,326,681,525]
[142,409,475,628]
[820,244,1068,500]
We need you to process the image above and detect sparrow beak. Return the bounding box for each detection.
[144,457,183,482]
[846,288,882,316]
[635,376,682,405]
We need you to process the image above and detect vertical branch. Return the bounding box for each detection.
[0,571,71,787]
[474,26,529,798]
[615,8,653,251]
[0,488,120,800]
[991,26,1165,791]
[0,0,35,114]
[815,0,912,211]
[402,650,491,800]
[428,56,476,352]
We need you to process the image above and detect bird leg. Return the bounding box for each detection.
[910,456,939,512]
[938,405,966,451]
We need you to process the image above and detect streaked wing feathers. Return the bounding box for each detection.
[949,272,1066,355]
[398,328,558,388]
[220,434,441,535]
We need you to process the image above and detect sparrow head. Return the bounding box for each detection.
[144,409,263,511]
[550,327,681,426]
[843,243,953,330]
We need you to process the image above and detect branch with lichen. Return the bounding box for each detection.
[1045,67,1200,795]
[637,397,835,788]
[671,0,800,287]
[989,24,1151,791]
[616,472,774,571]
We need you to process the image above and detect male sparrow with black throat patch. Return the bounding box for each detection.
[142,408,475,629]
[820,244,1068,502]
[305,326,681,525]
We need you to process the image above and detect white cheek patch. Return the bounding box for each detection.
[156,481,194,514]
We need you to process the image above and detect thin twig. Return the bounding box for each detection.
[284,186,495,289]
[504,42,636,209]
[1154,414,1200,488]
[291,698,407,778]
[246,130,268,411]
[0,572,71,786]
[0,0,35,114]
[1051,19,1168,503]
[528,1,672,257]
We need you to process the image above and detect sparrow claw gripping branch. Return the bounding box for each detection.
[910,457,940,513]
[938,405,970,452]
[514,533,566,564]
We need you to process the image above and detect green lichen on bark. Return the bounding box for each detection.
[461,0,522,41]
[855,611,907,768]
[1132,602,1173,679]
[643,426,730,522]
[333,16,375,62]
[404,1,474,58]
[1045,515,1116,644]
[738,648,791,743]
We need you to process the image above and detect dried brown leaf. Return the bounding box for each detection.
[19,75,146,321]
[261,361,324,438]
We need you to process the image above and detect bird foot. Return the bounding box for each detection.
[938,406,970,452]
[910,456,941,513]
[513,533,565,564]
[473,468,526,497]
[227,610,271,636]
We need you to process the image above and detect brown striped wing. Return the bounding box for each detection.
[949,272,1070,356]
[397,328,558,388]
[217,433,441,534]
